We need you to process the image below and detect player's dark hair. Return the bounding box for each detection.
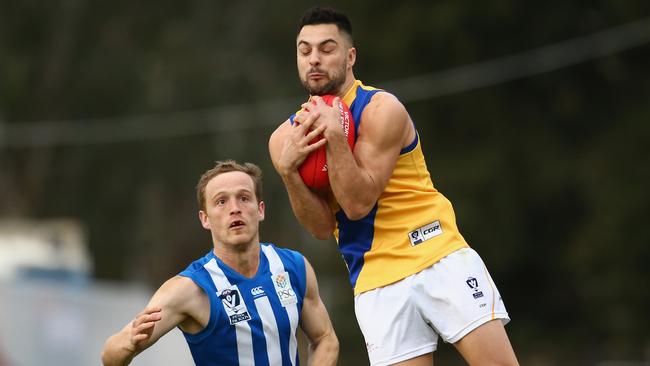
[298,6,353,44]
[197,160,263,211]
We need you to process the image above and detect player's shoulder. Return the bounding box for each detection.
[163,276,210,319]
[271,118,291,133]
[163,275,203,296]
[269,119,292,145]
[262,242,304,260]
[361,91,409,130]
[179,252,212,276]
[147,275,205,315]
[262,243,306,270]
[367,90,406,112]
[268,120,291,164]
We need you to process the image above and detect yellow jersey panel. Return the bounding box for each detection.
[332,80,470,295]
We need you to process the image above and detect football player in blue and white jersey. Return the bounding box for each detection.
[102,160,338,366]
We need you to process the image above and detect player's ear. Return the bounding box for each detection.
[258,201,265,222]
[199,210,210,229]
[347,47,356,68]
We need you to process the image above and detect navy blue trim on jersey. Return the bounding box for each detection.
[336,204,378,289]
[400,131,419,154]
[348,87,380,144]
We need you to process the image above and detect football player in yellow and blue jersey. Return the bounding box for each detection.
[269,6,519,366]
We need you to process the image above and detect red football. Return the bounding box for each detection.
[298,95,355,190]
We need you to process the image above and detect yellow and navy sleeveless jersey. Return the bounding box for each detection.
[179,243,306,366]
[334,80,470,295]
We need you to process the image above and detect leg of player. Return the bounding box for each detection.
[453,319,519,366]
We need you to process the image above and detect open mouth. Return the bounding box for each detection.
[229,220,245,229]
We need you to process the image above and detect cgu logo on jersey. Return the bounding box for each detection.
[251,286,266,298]
[218,286,251,325]
[272,272,298,307]
[465,277,484,299]
[408,220,443,246]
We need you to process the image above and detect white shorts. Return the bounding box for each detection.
[354,248,510,366]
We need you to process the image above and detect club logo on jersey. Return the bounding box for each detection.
[251,286,266,298]
[272,271,297,307]
[408,220,443,246]
[218,286,251,324]
[274,273,288,288]
[466,277,484,299]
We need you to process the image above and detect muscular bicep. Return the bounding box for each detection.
[140,276,205,346]
[354,93,414,196]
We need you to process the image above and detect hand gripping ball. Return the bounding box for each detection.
[298,95,355,190]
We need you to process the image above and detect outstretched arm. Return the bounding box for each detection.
[300,259,339,365]
[101,276,204,366]
[101,306,164,366]
[269,114,336,239]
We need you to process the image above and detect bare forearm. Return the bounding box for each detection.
[101,331,136,366]
[325,132,377,219]
[308,332,339,366]
[281,171,335,239]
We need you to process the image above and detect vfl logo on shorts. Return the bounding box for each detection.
[218,286,251,325]
[408,220,443,246]
[272,271,298,307]
[466,277,484,299]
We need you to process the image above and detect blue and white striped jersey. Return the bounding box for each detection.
[179,243,306,366]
